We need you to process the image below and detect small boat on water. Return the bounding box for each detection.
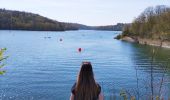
[44,36,51,39]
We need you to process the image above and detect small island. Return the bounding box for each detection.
[115,5,170,48]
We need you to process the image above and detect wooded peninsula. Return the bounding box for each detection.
[116,5,170,48]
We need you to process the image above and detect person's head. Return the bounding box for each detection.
[75,62,99,100]
[77,62,94,84]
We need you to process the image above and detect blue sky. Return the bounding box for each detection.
[0,0,170,26]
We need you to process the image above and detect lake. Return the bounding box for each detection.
[0,30,170,100]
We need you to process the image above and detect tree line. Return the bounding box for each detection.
[0,9,125,31]
[122,5,170,41]
[0,9,79,31]
[92,23,125,31]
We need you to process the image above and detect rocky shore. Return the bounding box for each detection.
[120,36,170,49]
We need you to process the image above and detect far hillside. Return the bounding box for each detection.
[0,9,126,31]
[0,9,78,31]
[92,23,126,31]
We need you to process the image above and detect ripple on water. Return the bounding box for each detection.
[0,30,170,99]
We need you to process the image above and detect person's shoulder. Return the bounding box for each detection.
[96,83,101,95]
[96,83,101,89]
[71,83,76,95]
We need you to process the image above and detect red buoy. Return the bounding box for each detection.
[78,48,82,52]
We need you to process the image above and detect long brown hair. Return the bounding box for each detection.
[74,62,99,100]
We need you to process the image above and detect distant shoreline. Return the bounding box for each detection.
[0,29,121,32]
[0,29,77,32]
[0,9,125,32]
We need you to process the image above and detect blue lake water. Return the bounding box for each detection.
[0,30,170,100]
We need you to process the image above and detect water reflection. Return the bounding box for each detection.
[130,43,170,99]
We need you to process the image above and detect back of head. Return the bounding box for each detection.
[75,62,99,100]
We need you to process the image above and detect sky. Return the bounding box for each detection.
[0,0,170,26]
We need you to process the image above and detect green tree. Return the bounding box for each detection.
[0,48,7,75]
[122,5,170,40]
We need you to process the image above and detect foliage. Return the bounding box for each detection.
[0,9,127,31]
[0,9,78,31]
[120,90,128,100]
[122,5,170,40]
[0,48,7,75]
[114,34,122,39]
[93,23,126,31]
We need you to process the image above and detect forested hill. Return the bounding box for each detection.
[92,23,125,31]
[66,23,126,31]
[0,9,125,31]
[0,9,78,31]
[121,5,170,40]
